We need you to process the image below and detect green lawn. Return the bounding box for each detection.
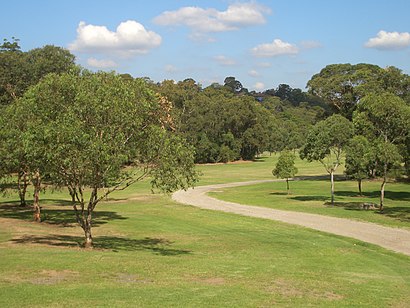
[1,154,409,307]
[209,179,410,230]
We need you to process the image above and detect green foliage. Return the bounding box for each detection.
[345,136,374,179]
[158,81,272,162]
[354,92,410,144]
[8,71,198,245]
[300,114,354,169]
[307,63,410,118]
[0,42,77,106]
[272,151,298,180]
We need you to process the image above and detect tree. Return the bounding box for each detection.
[353,92,410,211]
[373,141,402,211]
[307,63,410,118]
[300,114,354,205]
[272,151,298,194]
[16,72,198,247]
[224,76,248,94]
[0,42,77,106]
[344,135,374,195]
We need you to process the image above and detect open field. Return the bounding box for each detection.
[1,154,410,307]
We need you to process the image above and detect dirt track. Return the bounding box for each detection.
[172,180,410,256]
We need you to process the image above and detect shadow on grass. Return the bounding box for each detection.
[291,195,329,202]
[269,192,288,196]
[0,201,127,227]
[294,175,347,182]
[337,190,410,201]
[11,235,191,255]
[380,207,410,223]
[324,201,366,210]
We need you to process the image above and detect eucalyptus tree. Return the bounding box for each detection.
[353,92,410,211]
[300,114,354,205]
[307,63,410,118]
[0,39,76,106]
[16,71,198,247]
[344,135,374,195]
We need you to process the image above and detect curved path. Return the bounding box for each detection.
[172,180,410,256]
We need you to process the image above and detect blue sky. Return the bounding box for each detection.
[1,0,410,90]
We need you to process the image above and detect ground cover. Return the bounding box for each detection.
[0,154,409,307]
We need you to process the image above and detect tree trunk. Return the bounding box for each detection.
[380,164,387,212]
[17,171,28,207]
[286,178,290,195]
[32,170,41,222]
[83,223,93,248]
[330,170,335,206]
[68,186,76,203]
[358,178,362,196]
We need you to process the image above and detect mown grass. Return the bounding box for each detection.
[207,156,410,230]
[0,154,409,307]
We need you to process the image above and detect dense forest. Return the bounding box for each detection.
[1,39,410,231]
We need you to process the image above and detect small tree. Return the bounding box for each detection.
[300,114,354,205]
[272,151,298,194]
[345,135,374,195]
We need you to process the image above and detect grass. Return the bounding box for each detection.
[209,179,410,229]
[0,153,409,307]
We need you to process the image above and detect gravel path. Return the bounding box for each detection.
[172,180,410,256]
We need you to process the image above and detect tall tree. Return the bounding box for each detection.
[16,72,198,247]
[272,151,298,194]
[0,41,77,106]
[307,63,410,118]
[353,92,410,211]
[300,114,354,205]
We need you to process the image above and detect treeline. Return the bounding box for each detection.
[150,77,328,163]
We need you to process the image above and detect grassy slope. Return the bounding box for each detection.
[0,154,409,307]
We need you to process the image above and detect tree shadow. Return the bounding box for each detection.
[337,190,410,201]
[269,192,288,196]
[0,201,127,227]
[324,201,367,210]
[290,195,329,202]
[11,235,191,255]
[336,190,379,198]
[378,207,410,223]
[294,175,346,182]
[252,157,266,163]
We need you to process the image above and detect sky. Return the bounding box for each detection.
[1,0,410,91]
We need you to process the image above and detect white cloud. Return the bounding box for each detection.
[365,30,410,50]
[252,39,299,57]
[213,55,236,66]
[248,69,260,77]
[153,2,270,38]
[253,82,265,91]
[87,57,117,68]
[69,20,162,56]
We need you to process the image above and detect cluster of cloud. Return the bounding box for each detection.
[251,39,299,57]
[69,20,161,59]
[153,2,270,35]
[365,30,410,50]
